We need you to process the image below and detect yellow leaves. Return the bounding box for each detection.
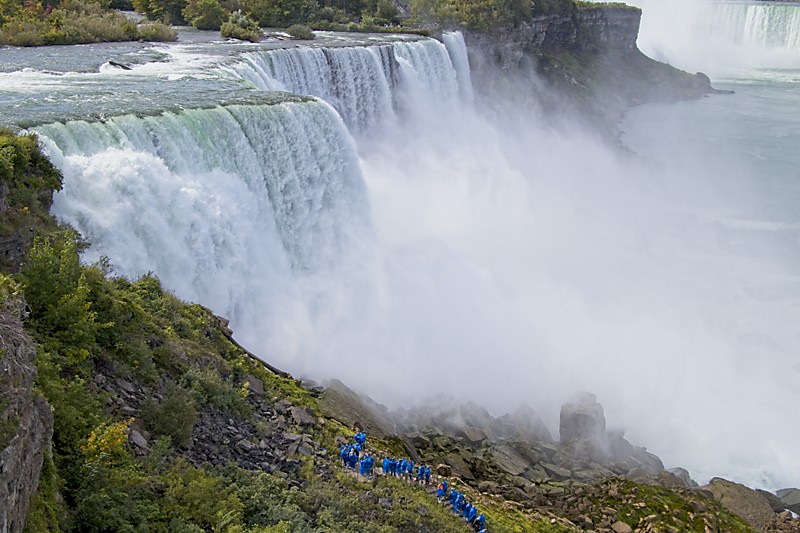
[83,417,134,466]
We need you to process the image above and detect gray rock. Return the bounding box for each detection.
[290,406,316,426]
[667,467,698,487]
[777,488,800,514]
[244,375,264,395]
[559,393,605,443]
[0,307,54,533]
[541,462,572,480]
[756,489,786,513]
[115,378,136,394]
[704,477,776,531]
[611,521,633,533]
[129,429,149,449]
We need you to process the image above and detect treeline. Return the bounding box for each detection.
[0,0,175,46]
[410,0,574,30]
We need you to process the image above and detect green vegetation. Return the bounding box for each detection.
[287,23,314,38]
[3,131,760,533]
[221,9,262,41]
[183,0,226,29]
[409,0,573,30]
[0,0,175,46]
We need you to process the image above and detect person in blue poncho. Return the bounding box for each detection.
[442,479,448,493]
[476,513,486,529]
[389,457,397,476]
[424,465,431,484]
[417,464,425,482]
[437,481,446,502]
[407,460,414,480]
[467,504,478,524]
[382,457,390,475]
[399,458,407,478]
[339,444,348,467]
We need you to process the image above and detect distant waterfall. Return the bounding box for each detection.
[33,100,369,323]
[632,0,800,72]
[223,36,469,132]
[696,1,800,50]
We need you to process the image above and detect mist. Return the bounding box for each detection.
[39,15,800,491]
[237,46,799,492]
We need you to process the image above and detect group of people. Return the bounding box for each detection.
[339,431,376,479]
[337,428,488,532]
[381,457,432,484]
[444,483,486,532]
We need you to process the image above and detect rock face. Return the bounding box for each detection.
[560,393,606,446]
[464,5,716,131]
[778,488,800,514]
[0,304,53,533]
[704,477,777,531]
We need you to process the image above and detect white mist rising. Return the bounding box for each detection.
[41,29,800,491]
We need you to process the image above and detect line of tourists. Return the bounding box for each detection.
[340,431,375,479]
[443,481,486,532]
[381,457,433,484]
[337,429,488,532]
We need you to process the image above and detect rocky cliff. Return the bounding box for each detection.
[464,5,717,131]
[0,298,53,533]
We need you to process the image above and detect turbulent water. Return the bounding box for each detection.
[1,6,799,491]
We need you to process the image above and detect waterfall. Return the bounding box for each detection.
[33,99,369,325]
[697,1,800,50]
[225,46,396,133]
[632,0,800,73]
[222,36,469,132]
[442,31,475,104]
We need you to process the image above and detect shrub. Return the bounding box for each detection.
[183,0,226,29]
[287,23,313,39]
[137,20,178,40]
[142,385,197,448]
[220,9,261,41]
[375,0,397,22]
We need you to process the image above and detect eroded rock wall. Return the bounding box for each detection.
[0,305,53,533]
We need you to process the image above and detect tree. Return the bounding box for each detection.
[183,0,225,29]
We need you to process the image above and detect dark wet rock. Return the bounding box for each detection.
[244,374,264,395]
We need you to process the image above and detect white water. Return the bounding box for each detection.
[627,0,800,74]
[12,20,799,491]
[37,101,368,330]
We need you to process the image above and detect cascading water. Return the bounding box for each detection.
[222,36,466,132]
[34,99,369,327]
[624,0,800,73]
[5,22,800,492]
[225,45,396,132]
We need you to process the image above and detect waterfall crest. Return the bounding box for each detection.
[223,36,469,132]
[34,100,369,322]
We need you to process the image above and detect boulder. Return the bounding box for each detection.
[667,467,698,487]
[704,477,776,531]
[290,406,316,426]
[777,488,800,514]
[611,521,633,533]
[559,393,606,445]
[244,375,264,395]
[492,444,532,476]
[756,489,787,513]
